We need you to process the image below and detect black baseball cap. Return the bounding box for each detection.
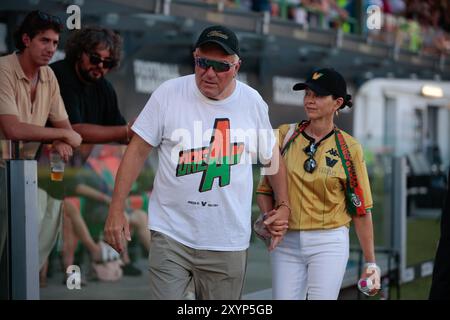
[195,25,240,56]
[293,68,352,108]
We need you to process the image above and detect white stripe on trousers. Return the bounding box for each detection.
[270,226,349,300]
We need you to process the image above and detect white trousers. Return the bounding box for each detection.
[270,226,349,300]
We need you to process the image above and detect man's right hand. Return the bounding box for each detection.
[264,207,289,236]
[63,129,82,148]
[263,207,289,251]
[104,209,131,254]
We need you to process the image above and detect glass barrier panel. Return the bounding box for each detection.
[37,144,155,299]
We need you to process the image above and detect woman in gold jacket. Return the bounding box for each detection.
[257,68,379,300]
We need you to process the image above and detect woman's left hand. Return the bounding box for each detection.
[359,263,381,296]
[264,208,289,237]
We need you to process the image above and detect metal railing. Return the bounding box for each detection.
[0,140,40,300]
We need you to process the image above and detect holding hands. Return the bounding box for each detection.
[254,202,290,251]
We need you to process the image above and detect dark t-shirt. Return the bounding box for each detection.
[50,59,126,126]
[42,59,126,199]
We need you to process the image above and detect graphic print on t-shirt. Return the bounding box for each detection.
[176,118,244,192]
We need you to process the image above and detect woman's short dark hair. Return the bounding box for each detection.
[13,11,63,51]
[64,27,122,69]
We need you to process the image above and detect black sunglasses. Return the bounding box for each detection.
[88,53,116,69]
[36,11,62,25]
[303,142,318,173]
[194,57,237,73]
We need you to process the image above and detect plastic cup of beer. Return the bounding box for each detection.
[50,151,65,181]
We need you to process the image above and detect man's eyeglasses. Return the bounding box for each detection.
[88,53,117,69]
[194,57,237,73]
[303,142,318,173]
[36,11,62,25]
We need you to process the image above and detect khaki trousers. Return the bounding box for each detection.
[148,230,247,300]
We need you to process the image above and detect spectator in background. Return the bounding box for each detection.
[0,11,81,157]
[50,27,132,148]
[271,1,281,17]
[0,10,82,287]
[49,27,147,277]
[405,0,431,26]
[379,0,405,43]
[301,0,349,29]
[328,0,350,29]
[286,1,309,26]
[243,0,278,16]
[387,0,406,15]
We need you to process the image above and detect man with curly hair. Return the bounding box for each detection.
[50,27,145,278]
[50,27,132,145]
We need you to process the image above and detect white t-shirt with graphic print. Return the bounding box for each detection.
[132,74,275,251]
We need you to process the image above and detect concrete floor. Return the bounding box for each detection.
[40,240,369,300]
[40,240,273,300]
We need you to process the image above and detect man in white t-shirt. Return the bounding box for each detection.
[104,25,290,299]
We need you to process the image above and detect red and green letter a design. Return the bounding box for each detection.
[176,119,244,192]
